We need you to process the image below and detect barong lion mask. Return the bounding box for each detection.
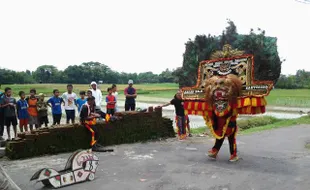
[205,74,243,112]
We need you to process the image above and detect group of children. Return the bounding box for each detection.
[0,84,119,140]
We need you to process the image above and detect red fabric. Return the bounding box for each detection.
[106,95,116,109]
[214,116,226,137]
[19,119,28,126]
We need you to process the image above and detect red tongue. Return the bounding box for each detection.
[216,91,222,97]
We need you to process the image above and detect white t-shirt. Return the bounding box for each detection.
[90,88,102,109]
[62,92,77,110]
[112,92,118,111]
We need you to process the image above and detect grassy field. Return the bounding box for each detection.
[0,83,179,97]
[191,115,310,135]
[1,83,310,107]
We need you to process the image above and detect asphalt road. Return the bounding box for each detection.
[1,124,310,190]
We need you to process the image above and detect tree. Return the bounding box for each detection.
[179,20,283,87]
[33,65,59,83]
[158,69,174,83]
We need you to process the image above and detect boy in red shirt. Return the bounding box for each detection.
[106,88,116,115]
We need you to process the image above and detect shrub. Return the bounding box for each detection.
[238,116,280,130]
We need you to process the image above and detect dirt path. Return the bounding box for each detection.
[1,124,310,190]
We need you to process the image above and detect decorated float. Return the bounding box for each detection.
[180,44,274,160]
[30,149,99,188]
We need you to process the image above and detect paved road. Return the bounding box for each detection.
[1,124,310,190]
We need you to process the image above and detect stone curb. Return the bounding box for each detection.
[0,165,22,190]
[0,140,5,147]
[0,147,4,158]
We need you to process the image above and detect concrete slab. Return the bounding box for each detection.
[0,147,4,158]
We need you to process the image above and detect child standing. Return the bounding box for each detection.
[62,84,77,124]
[76,91,87,113]
[26,88,39,131]
[160,91,191,140]
[37,93,49,128]
[16,91,29,132]
[0,87,17,139]
[111,84,118,112]
[106,88,116,115]
[48,89,63,125]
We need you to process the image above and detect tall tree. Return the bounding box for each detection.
[33,65,59,83]
[179,20,283,87]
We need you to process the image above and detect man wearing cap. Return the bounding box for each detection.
[124,79,137,111]
[90,81,103,112]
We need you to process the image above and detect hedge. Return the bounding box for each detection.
[5,107,175,160]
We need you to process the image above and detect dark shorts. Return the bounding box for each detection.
[65,110,75,121]
[107,109,115,115]
[5,116,18,126]
[0,112,4,136]
[39,115,49,125]
[0,112,4,126]
[28,115,39,125]
[52,114,62,125]
[125,103,136,111]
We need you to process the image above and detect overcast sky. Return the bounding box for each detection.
[0,0,309,75]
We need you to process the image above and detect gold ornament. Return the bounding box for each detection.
[210,44,244,59]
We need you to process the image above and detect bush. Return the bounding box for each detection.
[238,116,280,130]
[5,108,175,160]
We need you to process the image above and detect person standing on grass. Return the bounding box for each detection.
[37,93,49,128]
[111,84,119,112]
[48,89,64,125]
[16,91,29,133]
[159,91,192,140]
[26,88,39,131]
[124,79,137,111]
[106,87,116,115]
[0,91,5,140]
[62,84,77,124]
[90,81,102,112]
[76,91,87,113]
[0,87,18,140]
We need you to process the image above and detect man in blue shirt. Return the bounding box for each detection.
[47,89,64,125]
[124,80,137,111]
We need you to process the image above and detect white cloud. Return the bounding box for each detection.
[0,0,309,75]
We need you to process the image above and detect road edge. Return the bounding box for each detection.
[0,165,22,190]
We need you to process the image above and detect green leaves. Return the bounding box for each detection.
[179,20,282,87]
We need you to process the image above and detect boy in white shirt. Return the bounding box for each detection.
[62,84,77,124]
[90,81,102,112]
[111,84,118,112]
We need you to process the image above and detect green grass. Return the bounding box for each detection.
[0,83,179,97]
[240,115,310,134]
[266,89,310,107]
[1,83,310,107]
[190,115,310,135]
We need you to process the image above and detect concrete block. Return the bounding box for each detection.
[0,140,6,147]
[0,147,5,158]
